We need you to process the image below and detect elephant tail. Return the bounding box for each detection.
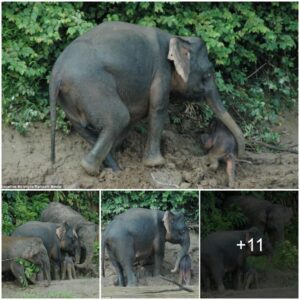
[49,75,61,164]
[101,237,106,277]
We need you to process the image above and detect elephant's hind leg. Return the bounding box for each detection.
[71,120,120,171]
[79,88,130,176]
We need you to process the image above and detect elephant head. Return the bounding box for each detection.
[162,211,190,273]
[74,222,98,269]
[266,205,293,246]
[168,36,245,157]
[56,222,78,256]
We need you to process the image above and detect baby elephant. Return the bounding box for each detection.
[178,254,192,285]
[243,267,258,290]
[61,254,76,280]
[200,118,237,187]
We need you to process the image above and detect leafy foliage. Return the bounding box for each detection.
[2,191,99,235]
[15,258,40,287]
[101,191,199,225]
[2,3,297,143]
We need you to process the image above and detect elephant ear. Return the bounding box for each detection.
[168,37,191,83]
[56,222,67,240]
[162,211,174,238]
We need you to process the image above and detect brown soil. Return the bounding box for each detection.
[2,111,298,189]
[101,231,199,298]
[2,278,99,298]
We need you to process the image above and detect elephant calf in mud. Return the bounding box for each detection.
[102,208,190,287]
[178,254,192,285]
[200,118,237,187]
[2,236,51,286]
[62,254,77,280]
[201,227,272,292]
[40,202,98,274]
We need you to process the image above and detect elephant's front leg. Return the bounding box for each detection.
[143,75,170,167]
[153,238,165,276]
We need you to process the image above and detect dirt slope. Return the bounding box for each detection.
[2,112,297,189]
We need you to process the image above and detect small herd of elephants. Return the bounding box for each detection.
[50,21,242,187]
[102,195,292,292]
[2,202,98,286]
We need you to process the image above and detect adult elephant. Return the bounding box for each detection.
[224,196,293,247]
[2,236,51,286]
[12,221,78,280]
[50,21,245,175]
[201,227,272,292]
[101,208,190,286]
[40,202,98,273]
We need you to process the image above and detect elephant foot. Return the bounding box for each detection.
[143,154,165,167]
[81,154,100,176]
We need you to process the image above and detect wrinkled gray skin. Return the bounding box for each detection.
[225,196,293,247]
[102,208,190,287]
[201,118,237,187]
[50,21,245,175]
[179,254,192,285]
[201,227,272,292]
[40,202,98,272]
[12,221,78,280]
[61,254,76,280]
[2,236,51,286]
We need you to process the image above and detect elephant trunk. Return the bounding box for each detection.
[205,87,245,157]
[75,245,93,270]
[171,232,190,273]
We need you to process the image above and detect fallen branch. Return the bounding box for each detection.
[247,140,298,154]
[160,276,194,292]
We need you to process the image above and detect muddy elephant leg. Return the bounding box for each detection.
[70,120,120,171]
[10,261,27,286]
[143,76,169,167]
[107,247,126,287]
[233,268,242,290]
[210,263,225,292]
[226,154,236,187]
[120,244,137,286]
[71,265,77,279]
[201,265,210,291]
[153,238,164,276]
[81,92,130,176]
[67,265,73,280]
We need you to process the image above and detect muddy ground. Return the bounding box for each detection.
[202,269,298,298]
[2,111,298,189]
[101,231,199,298]
[2,278,99,298]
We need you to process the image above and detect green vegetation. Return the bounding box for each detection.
[2,191,99,235]
[101,191,199,225]
[15,258,40,287]
[3,2,297,143]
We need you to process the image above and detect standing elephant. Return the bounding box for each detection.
[201,227,272,292]
[40,202,98,273]
[2,236,51,286]
[101,208,190,287]
[224,196,293,247]
[12,221,78,280]
[50,21,245,175]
